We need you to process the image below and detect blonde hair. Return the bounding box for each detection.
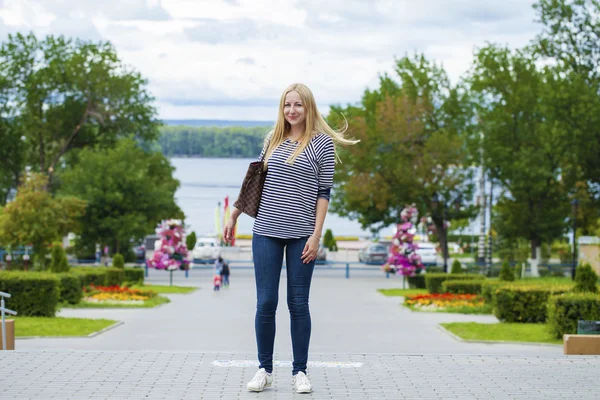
[263,83,359,167]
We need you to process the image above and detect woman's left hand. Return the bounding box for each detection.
[301,236,320,264]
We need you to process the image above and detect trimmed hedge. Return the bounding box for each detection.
[105,268,125,287]
[407,274,426,289]
[58,273,83,304]
[481,281,504,304]
[73,268,107,287]
[0,271,59,316]
[494,285,571,323]
[124,267,144,285]
[548,293,600,338]
[425,273,485,294]
[441,280,484,294]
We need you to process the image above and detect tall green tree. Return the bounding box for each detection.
[0,173,86,267]
[469,45,570,258]
[0,74,26,204]
[534,0,600,193]
[59,139,183,255]
[327,54,476,261]
[0,32,160,186]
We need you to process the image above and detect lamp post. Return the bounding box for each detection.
[571,198,579,280]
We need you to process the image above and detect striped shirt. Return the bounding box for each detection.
[252,133,335,239]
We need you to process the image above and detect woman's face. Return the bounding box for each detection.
[283,90,306,128]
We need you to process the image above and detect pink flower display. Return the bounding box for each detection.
[383,205,424,277]
[147,219,190,271]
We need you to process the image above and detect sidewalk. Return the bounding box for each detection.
[2,350,599,399]
[3,270,597,399]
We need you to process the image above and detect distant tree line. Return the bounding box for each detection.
[157,126,272,158]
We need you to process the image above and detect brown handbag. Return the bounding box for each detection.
[233,153,268,218]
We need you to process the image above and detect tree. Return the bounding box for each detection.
[499,261,516,282]
[0,74,26,205]
[0,33,160,187]
[450,259,463,274]
[59,139,183,255]
[0,173,86,267]
[534,0,600,189]
[49,243,70,273]
[328,54,476,262]
[186,231,197,252]
[469,45,570,262]
[573,263,599,293]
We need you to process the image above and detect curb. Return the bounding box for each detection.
[436,324,563,347]
[17,320,124,340]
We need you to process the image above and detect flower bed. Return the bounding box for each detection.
[83,284,156,304]
[404,293,489,313]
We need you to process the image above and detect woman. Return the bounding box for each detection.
[223,83,357,394]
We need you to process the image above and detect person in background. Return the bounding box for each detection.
[220,260,230,287]
[213,273,222,291]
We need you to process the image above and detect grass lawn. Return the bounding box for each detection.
[63,295,170,309]
[12,316,118,337]
[131,284,197,294]
[377,288,428,297]
[404,303,493,315]
[441,322,562,345]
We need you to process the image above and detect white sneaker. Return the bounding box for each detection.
[247,368,273,392]
[293,371,312,394]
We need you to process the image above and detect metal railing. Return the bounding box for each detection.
[0,291,17,350]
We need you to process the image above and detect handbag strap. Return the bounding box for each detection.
[258,132,274,163]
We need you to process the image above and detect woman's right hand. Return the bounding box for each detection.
[223,216,237,244]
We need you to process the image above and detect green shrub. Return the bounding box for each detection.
[186,231,197,251]
[407,274,426,289]
[58,273,83,304]
[499,261,515,281]
[425,273,485,294]
[105,267,125,287]
[494,285,571,323]
[573,263,599,293]
[49,243,70,273]
[442,280,484,294]
[124,267,144,285]
[112,253,125,269]
[481,281,504,304]
[72,267,107,287]
[547,293,600,338]
[0,271,59,316]
[450,260,463,274]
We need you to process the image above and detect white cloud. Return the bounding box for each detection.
[0,0,541,120]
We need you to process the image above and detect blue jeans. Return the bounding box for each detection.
[252,233,315,375]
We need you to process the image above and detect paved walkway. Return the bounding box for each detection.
[3,269,597,399]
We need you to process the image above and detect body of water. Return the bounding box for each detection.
[170,158,376,238]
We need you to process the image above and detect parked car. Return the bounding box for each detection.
[358,243,389,265]
[415,242,438,266]
[316,243,327,263]
[192,237,221,263]
[132,243,145,261]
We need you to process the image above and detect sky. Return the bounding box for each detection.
[0,0,541,121]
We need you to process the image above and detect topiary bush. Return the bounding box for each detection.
[494,285,571,323]
[105,267,125,287]
[58,273,83,304]
[112,253,125,269]
[323,229,337,251]
[49,243,70,273]
[186,231,197,251]
[450,259,463,274]
[573,263,599,293]
[481,281,504,304]
[548,293,600,338]
[0,271,59,316]
[425,273,485,294]
[499,261,515,281]
[442,280,484,294]
[124,267,144,285]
